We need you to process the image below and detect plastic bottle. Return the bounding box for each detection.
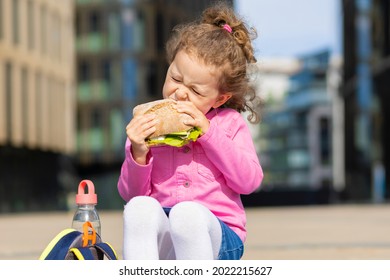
[72,179,101,236]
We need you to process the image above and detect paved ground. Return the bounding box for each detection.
[0,203,389,260]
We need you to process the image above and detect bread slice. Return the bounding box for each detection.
[133,99,193,139]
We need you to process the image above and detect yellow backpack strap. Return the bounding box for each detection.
[67,248,85,260]
[39,229,81,260]
[66,247,97,260]
[39,225,118,260]
[66,243,117,260]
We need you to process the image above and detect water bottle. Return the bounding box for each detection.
[72,179,101,237]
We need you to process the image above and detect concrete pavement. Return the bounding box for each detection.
[0,203,389,260]
[244,203,390,259]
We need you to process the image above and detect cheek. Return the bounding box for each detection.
[162,87,168,98]
[162,81,172,98]
[193,101,212,115]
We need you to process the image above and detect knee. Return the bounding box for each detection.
[169,202,207,234]
[123,196,161,224]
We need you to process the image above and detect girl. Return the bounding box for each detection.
[118,2,263,260]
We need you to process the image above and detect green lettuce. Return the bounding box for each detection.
[147,127,202,147]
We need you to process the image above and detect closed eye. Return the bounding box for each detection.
[192,88,202,95]
[191,88,203,96]
[172,76,181,83]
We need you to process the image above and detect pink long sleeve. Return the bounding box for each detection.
[117,108,263,241]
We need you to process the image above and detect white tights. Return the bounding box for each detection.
[123,196,222,260]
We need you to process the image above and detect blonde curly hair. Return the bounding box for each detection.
[166,1,262,123]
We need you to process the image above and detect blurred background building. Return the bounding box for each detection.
[74,0,221,208]
[342,0,389,203]
[0,0,225,212]
[0,0,75,211]
[0,0,388,212]
[244,50,340,206]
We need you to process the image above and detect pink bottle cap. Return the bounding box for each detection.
[76,180,97,205]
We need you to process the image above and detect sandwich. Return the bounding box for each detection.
[133,99,202,147]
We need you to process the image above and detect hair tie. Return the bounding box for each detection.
[222,24,232,33]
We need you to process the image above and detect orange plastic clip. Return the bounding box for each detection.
[82,221,97,247]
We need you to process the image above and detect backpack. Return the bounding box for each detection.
[39,221,118,260]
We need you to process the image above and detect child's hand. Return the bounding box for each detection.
[126,114,157,164]
[175,101,210,134]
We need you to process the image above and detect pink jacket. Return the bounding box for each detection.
[117,108,263,241]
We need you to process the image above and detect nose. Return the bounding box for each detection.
[174,89,188,101]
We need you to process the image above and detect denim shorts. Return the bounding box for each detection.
[163,207,244,260]
[217,219,244,260]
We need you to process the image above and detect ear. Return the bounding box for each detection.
[212,93,232,108]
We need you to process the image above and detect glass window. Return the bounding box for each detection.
[27,0,34,50]
[87,11,103,52]
[47,77,53,143]
[121,9,134,50]
[35,72,42,144]
[110,109,124,151]
[102,60,111,83]
[41,6,46,54]
[108,12,120,50]
[319,117,331,165]
[78,61,90,82]
[92,108,102,128]
[5,63,12,143]
[76,107,83,151]
[122,59,137,100]
[0,0,3,40]
[12,0,20,45]
[89,11,101,33]
[121,9,145,51]
[51,13,61,60]
[57,16,61,61]
[133,10,145,51]
[75,12,81,36]
[77,61,91,101]
[21,67,28,143]
[155,12,164,51]
[146,61,157,97]
[288,171,310,187]
[288,149,310,168]
[111,60,122,99]
[90,108,104,152]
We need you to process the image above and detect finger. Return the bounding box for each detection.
[127,114,156,130]
[175,102,209,130]
[126,115,157,143]
[176,101,197,118]
[142,125,157,139]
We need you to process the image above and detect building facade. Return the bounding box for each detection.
[0,0,243,212]
[74,0,224,208]
[342,0,389,202]
[0,0,76,212]
[247,50,334,206]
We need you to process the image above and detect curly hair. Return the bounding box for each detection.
[165,1,263,123]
